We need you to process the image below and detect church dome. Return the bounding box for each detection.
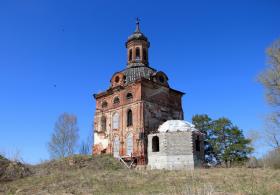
[127,31,148,43]
[125,18,149,47]
[158,120,197,133]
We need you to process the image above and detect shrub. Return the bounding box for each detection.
[0,154,32,182]
[262,148,280,169]
[246,156,261,168]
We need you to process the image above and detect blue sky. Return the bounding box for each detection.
[0,0,279,164]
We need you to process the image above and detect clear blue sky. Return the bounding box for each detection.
[0,0,279,164]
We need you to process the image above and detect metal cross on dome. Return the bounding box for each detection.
[135,17,141,32]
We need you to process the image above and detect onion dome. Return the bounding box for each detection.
[125,18,149,47]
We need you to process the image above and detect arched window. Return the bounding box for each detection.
[195,136,200,152]
[115,76,120,83]
[101,116,106,131]
[126,133,133,155]
[101,101,108,108]
[126,93,133,100]
[129,49,132,61]
[113,97,120,104]
[127,109,133,127]
[113,136,120,158]
[152,136,159,152]
[112,112,119,129]
[159,75,165,83]
[135,47,140,60]
[143,48,147,61]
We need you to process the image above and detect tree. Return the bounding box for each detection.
[259,39,280,108]
[212,118,253,167]
[259,39,280,149]
[262,147,280,169]
[48,113,79,159]
[264,113,280,148]
[192,114,214,163]
[79,131,93,155]
[247,130,261,156]
[192,114,253,167]
[79,141,90,155]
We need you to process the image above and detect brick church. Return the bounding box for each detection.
[93,20,185,165]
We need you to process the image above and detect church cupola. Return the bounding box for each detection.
[126,18,150,68]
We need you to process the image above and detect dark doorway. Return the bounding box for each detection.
[152,136,159,152]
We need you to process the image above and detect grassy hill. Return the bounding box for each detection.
[1,155,280,194]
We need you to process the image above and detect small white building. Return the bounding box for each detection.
[148,120,204,170]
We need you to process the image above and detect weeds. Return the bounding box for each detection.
[1,155,280,194]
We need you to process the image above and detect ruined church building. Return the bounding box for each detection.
[93,20,204,168]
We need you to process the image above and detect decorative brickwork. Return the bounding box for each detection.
[93,21,184,165]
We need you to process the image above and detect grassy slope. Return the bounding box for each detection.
[0,155,280,195]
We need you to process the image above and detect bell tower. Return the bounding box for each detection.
[93,20,184,165]
[126,18,150,68]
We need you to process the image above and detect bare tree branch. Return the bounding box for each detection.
[48,113,79,159]
[259,39,280,149]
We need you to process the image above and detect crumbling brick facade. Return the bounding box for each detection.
[93,21,184,165]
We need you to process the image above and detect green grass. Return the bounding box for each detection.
[1,155,280,194]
